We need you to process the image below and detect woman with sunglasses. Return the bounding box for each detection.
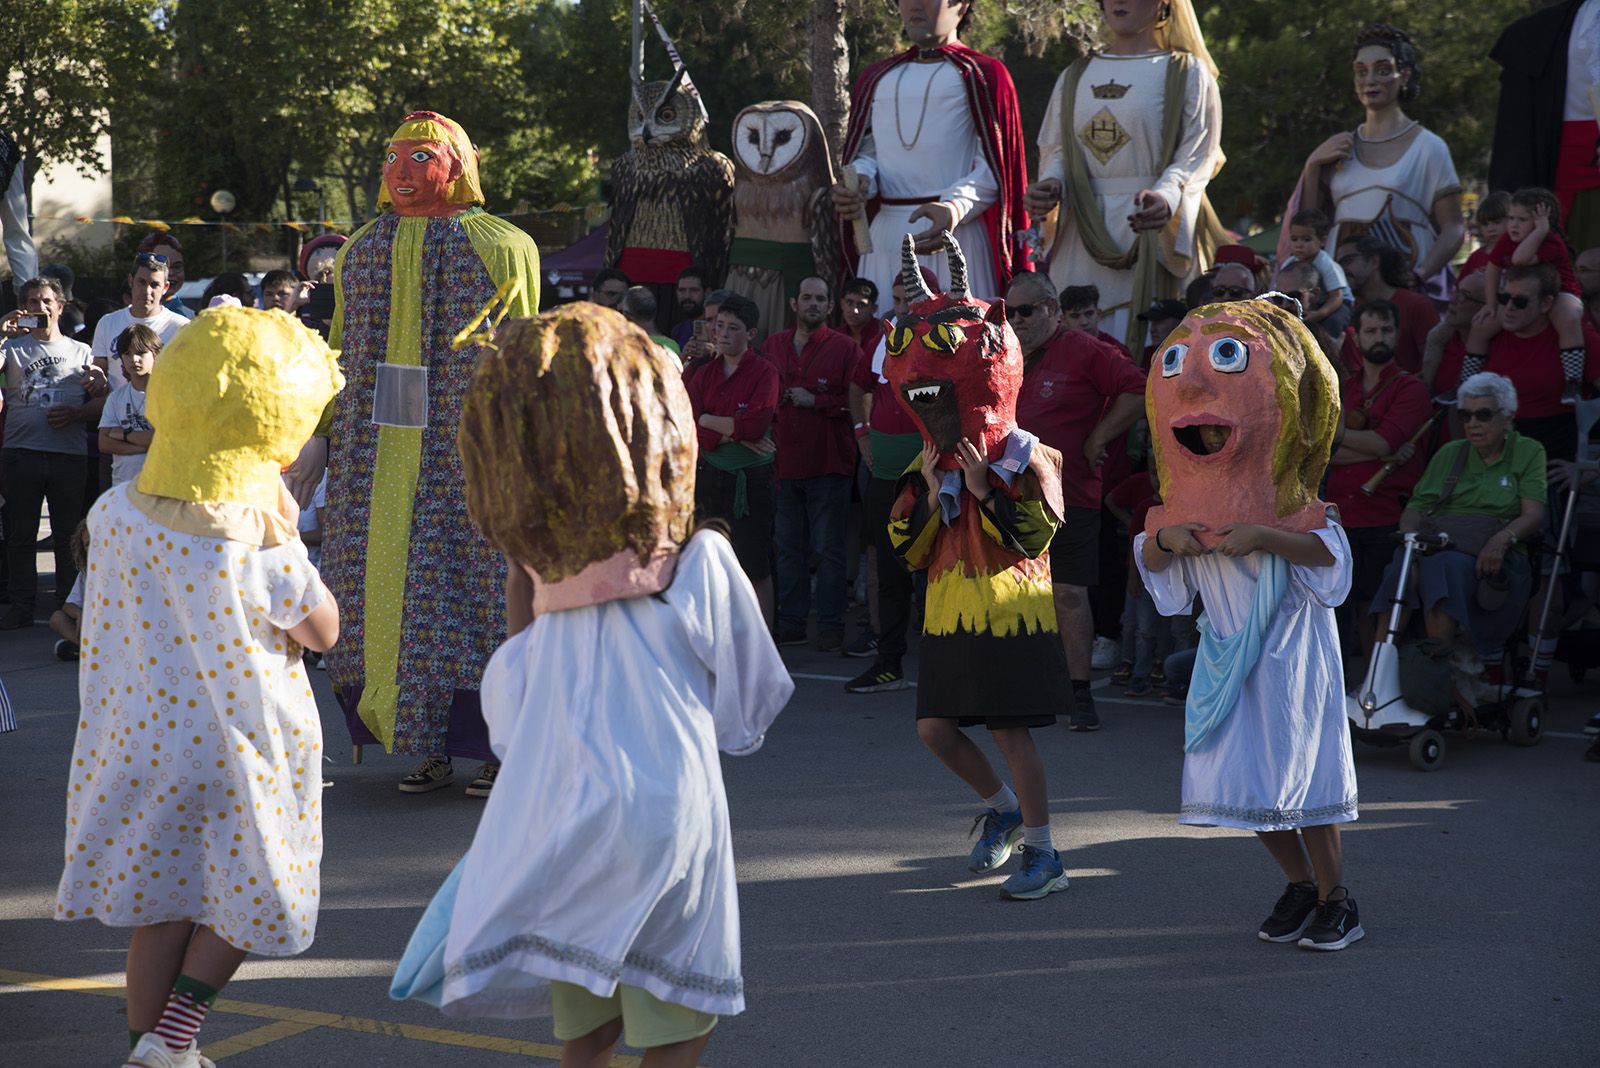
[1372,373,1546,686]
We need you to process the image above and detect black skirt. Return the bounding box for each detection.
[915,626,1068,729]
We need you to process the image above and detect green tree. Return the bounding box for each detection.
[0,0,161,195]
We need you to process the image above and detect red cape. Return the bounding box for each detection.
[839,43,1030,292]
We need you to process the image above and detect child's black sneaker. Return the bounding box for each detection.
[1297,891,1364,951]
[1257,880,1317,942]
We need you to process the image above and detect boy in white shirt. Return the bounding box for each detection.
[98,325,159,485]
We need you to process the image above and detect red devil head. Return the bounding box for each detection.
[882,232,1023,470]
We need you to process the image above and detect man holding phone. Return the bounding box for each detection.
[1,277,103,628]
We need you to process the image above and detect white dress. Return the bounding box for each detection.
[1133,524,1359,831]
[1037,52,1222,342]
[849,59,1001,302]
[434,532,792,1018]
[56,485,326,954]
[1326,128,1460,273]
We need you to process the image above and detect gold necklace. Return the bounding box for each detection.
[892,61,939,152]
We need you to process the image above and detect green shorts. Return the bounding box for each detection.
[550,980,717,1049]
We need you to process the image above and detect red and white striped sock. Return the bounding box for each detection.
[151,988,211,1052]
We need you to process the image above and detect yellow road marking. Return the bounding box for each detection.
[0,967,655,1066]
[201,1020,323,1059]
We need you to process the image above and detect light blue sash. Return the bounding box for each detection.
[390,855,465,1006]
[1185,554,1288,752]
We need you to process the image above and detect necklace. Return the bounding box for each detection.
[892,61,939,152]
[1355,118,1419,144]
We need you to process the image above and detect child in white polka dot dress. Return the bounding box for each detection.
[54,306,344,1068]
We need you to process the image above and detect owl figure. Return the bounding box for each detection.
[726,100,842,341]
[605,77,735,310]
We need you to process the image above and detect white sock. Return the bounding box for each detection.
[1022,823,1054,853]
[982,784,1020,815]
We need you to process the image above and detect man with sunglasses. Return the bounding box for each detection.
[89,252,188,391]
[1335,234,1438,374]
[1463,262,1600,464]
[1207,261,1258,303]
[1009,270,1146,731]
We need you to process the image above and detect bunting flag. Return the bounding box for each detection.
[36,202,602,233]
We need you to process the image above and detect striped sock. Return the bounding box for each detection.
[152,975,220,1052]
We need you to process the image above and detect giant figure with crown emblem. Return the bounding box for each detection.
[1028,0,1227,354]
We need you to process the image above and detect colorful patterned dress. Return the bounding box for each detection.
[322,208,539,758]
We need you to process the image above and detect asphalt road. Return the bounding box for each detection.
[2,614,1595,1067]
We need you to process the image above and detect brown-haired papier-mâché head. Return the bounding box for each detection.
[457,303,697,585]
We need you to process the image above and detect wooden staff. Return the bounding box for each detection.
[1361,408,1444,495]
[841,164,872,255]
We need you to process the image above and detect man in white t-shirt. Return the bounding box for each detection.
[1,276,103,628]
[89,252,188,389]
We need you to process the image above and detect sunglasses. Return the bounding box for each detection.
[1211,285,1252,300]
[1460,407,1501,423]
[134,252,168,268]
[1496,293,1533,309]
[1009,302,1052,319]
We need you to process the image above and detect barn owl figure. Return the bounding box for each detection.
[726,100,842,341]
[605,77,735,314]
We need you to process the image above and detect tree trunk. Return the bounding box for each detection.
[809,0,849,170]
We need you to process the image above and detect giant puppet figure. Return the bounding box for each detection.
[833,0,1030,306]
[1030,0,1227,355]
[606,3,735,327]
[1489,0,1600,251]
[1133,300,1361,942]
[726,101,841,341]
[321,110,540,793]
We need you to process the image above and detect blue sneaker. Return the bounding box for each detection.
[1000,845,1068,900]
[967,807,1024,873]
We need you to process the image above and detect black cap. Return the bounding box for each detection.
[1137,299,1187,321]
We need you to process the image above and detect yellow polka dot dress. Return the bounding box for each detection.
[56,486,327,955]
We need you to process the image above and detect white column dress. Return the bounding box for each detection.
[1037,52,1223,343]
[1133,524,1360,831]
[410,532,793,1019]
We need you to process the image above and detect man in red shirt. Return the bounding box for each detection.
[764,277,861,650]
[684,293,781,623]
[1420,268,1487,396]
[839,278,883,355]
[1009,270,1145,731]
[844,274,930,693]
[1324,301,1432,677]
[1464,262,1600,462]
[1337,234,1439,375]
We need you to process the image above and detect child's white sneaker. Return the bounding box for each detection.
[122,1033,202,1068]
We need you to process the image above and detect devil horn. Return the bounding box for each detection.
[901,233,934,303]
[941,230,968,300]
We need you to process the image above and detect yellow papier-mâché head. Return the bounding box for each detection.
[1144,298,1340,547]
[136,307,345,511]
[458,303,697,609]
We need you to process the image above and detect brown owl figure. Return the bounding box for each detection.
[726,100,842,341]
[605,77,735,320]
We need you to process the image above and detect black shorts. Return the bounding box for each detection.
[915,627,1067,729]
[695,462,776,582]
[1047,506,1101,588]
